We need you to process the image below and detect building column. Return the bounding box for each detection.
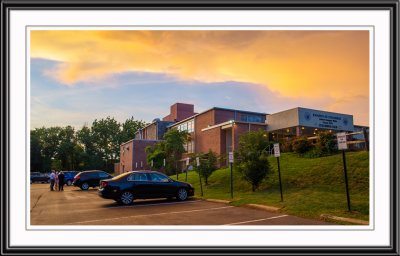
[296,126,302,137]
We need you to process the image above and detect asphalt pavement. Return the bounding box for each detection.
[30,183,334,226]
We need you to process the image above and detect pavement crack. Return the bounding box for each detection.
[31,192,45,212]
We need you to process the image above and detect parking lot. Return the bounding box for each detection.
[30,183,333,226]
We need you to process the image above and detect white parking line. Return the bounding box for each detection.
[109,200,201,208]
[223,215,288,225]
[67,206,234,225]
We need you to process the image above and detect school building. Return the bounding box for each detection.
[117,102,358,175]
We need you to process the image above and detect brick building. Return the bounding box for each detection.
[116,103,356,175]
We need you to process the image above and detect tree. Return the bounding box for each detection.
[119,117,147,145]
[234,129,273,192]
[91,117,121,171]
[191,150,218,185]
[163,129,191,174]
[30,130,44,171]
[145,141,167,170]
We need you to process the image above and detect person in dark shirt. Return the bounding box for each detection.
[58,171,65,191]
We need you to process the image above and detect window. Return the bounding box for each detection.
[184,141,194,153]
[241,114,262,123]
[128,173,149,181]
[150,173,169,182]
[175,119,194,133]
[99,172,109,178]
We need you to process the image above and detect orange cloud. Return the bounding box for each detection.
[30,30,369,123]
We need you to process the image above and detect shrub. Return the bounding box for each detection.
[315,131,337,156]
[280,140,294,153]
[292,136,314,154]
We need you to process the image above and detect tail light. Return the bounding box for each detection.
[101,181,108,188]
[74,176,80,180]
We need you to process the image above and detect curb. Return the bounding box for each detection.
[320,214,369,225]
[205,199,232,204]
[246,204,280,213]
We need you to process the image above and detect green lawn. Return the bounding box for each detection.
[172,151,369,222]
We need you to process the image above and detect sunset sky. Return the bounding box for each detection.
[30,30,369,129]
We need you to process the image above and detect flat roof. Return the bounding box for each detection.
[267,107,353,117]
[168,106,268,128]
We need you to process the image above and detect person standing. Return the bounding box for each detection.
[49,170,55,191]
[55,172,59,191]
[58,171,65,191]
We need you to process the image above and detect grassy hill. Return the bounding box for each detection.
[172,151,369,221]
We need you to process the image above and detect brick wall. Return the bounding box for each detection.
[119,141,133,174]
[132,140,159,170]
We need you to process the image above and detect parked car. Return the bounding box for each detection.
[73,170,112,190]
[98,171,194,205]
[30,172,50,184]
[63,171,80,186]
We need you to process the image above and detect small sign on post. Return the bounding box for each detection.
[229,152,234,198]
[151,160,153,168]
[185,158,189,182]
[163,158,166,167]
[228,152,234,163]
[274,143,281,157]
[337,132,348,150]
[274,143,283,201]
[337,132,351,211]
[196,157,203,196]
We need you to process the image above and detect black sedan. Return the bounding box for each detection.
[98,171,194,205]
[73,170,113,190]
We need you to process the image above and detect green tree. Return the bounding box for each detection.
[234,129,273,191]
[56,126,76,170]
[91,117,121,171]
[191,150,218,185]
[119,117,147,144]
[76,125,102,170]
[30,130,44,172]
[145,141,167,170]
[163,129,191,174]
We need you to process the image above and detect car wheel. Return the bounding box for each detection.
[81,182,89,190]
[177,188,188,201]
[66,180,72,186]
[120,191,134,205]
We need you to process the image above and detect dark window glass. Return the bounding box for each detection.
[128,173,149,181]
[99,172,109,178]
[150,173,169,182]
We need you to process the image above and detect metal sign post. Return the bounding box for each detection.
[196,157,203,196]
[185,158,189,182]
[337,132,351,211]
[274,143,283,202]
[151,160,153,170]
[229,152,234,199]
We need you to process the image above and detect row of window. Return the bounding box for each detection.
[241,114,263,123]
[177,119,195,133]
